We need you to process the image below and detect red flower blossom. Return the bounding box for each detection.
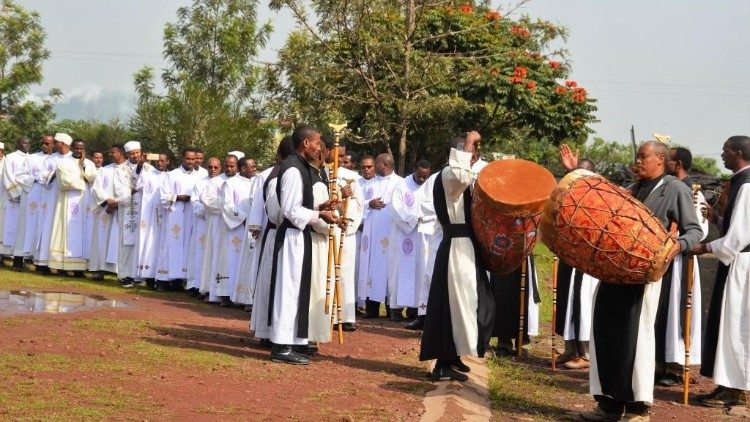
[508,76,524,84]
[565,80,578,88]
[485,10,502,21]
[525,81,537,91]
[459,4,473,14]
[554,86,568,94]
[511,25,530,38]
[572,87,587,102]
[513,66,528,78]
[549,61,561,70]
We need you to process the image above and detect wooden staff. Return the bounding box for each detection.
[551,256,559,370]
[331,180,354,343]
[683,184,701,404]
[518,258,527,359]
[325,123,346,314]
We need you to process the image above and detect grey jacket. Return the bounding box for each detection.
[629,175,703,251]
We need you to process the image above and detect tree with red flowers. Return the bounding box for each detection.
[268,0,597,172]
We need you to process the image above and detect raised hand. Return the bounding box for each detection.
[559,143,579,171]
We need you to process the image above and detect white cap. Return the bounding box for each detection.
[0,142,4,149]
[124,141,142,153]
[228,150,245,160]
[54,133,73,146]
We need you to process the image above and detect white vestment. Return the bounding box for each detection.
[186,176,210,289]
[113,161,154,279]
[250,174,281,340]
[0,157,6,256]
[199,173,229,300]
[562,270,599,342]
[354,176,375,305]
[356,172,403,303]
[156,166,200,281]
[2,150,30,255]
[137,169,167,279]
[388,174,424,308]
[270,167,318,346]
[218,174,255,299]
[34,152,67,266]
[88,164,119,273]
[48,156,96,270]
[309,181,333,343]
[21,152,49,257]
[233,172,266,304]
[417,173,442,316]
[332,167,363,324]
[707,183,750,390]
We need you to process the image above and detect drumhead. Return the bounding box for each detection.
[475,159,556,214]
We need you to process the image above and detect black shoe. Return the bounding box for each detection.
[390,309,405,323]
[271,346,309,365]
[292,345,318,356]
[155,281,167,292]
[492,346,513,358]
[120,278,134,288]
[36,265,50,274]
[656,372,683,387]
[258,339,273,349]
[90,272,104,281]
[219,297,232,307]
[405,315,425,330]
[342,323,356,332]
[187,287,200,297]
[133,279,147,287]
[431,366,468,382]
[451,358,471,373]
[694,386,726,402]
[12,256,24,270]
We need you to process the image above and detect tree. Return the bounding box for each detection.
[691,156,721,177]
[269,0,597,173]
[49,119,135,157]
[0,0,59,147]
[130,0,277,164]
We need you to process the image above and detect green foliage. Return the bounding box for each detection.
[48,119,136,158]
[130,0,277,165]
[0,0,58,145]
[269,0,598,173]
[692,156,721,177]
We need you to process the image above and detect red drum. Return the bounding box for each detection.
[471,159,557,274]
[540,169,678,285]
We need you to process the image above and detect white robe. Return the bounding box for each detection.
[199,173,229,299]
[356,172,403,303]
[309,181,333,343]
[354,176,376,305]
[2,150,30,256]
[218,174,255,299]
[113,161,152,279]
[21,152,49,257]
[88,164,119,273]
[707,183,750,390]
[270,167,318,346]
[156,166,200,281]
[388,174,424,308]
[0,157,6,255]
[137,169,167,279]
[562,270,599,342]
[250,175,281,340]
[48,156,96,271]
[34,152,67,266]
[233,173,266,304]
[332,167,364,324]
[417,173,442,316]
[186,176,210,289]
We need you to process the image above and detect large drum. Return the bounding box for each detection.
[540,169,678,285]
[471,159,556,274]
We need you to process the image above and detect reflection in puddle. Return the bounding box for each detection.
[0,290,130,314]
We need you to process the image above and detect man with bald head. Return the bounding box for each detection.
[582,140,703,421]
[357,152,403,319]
[20,135,54,267]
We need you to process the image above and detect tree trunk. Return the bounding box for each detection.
[398,123,408,175]
[397,0,415,176]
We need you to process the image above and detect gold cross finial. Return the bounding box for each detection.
[328,122,347,134]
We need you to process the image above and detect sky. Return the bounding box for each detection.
[19,0,750,160]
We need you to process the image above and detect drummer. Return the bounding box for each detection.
[419,131,495,382]
[581,141,703,422]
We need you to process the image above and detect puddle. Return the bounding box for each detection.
[0,290,130,315]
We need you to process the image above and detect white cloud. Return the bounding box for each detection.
[58,83,102,104]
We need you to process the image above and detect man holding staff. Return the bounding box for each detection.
[692,136,750,407]
[582,141,702,421]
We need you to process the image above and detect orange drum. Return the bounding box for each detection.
[471,159,557,274]
[540,169,678,285]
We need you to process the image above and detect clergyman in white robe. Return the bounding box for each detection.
[2,148,30,259]
[156,164,199,282]
[199,172,229,301]
[388,173,424,310]
[136,168,167,279]
[219,173,255,300]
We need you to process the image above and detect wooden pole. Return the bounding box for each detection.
[324,123,346,314]
[332,181,353,344]
[551,256,559,370]
[518,259,527,358]
[683,184,700,404]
